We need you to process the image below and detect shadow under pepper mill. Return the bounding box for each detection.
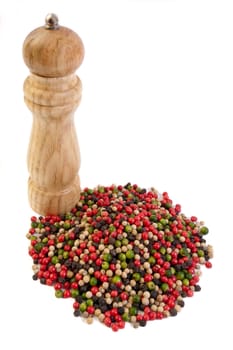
[23,14,84,215]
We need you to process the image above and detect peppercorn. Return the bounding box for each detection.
[74,309,81,317]
[194,285,201,292]
[169,308,178,317]
[27,184,213,331]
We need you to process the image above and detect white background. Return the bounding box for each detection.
[0,0,232,348]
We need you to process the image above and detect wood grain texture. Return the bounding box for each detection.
[23,26,84,77]
[23,22,84,215]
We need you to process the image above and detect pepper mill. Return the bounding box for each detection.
[23,14,84,215]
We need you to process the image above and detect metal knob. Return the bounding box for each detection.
[45,13,59,30]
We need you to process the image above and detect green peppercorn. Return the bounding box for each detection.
[161,283,169,292]
[101,261,109,270]
[63,222,71,229]
[90,277,98,286]
[160,219,167,226]
[126,250,134,260]
[98,186,105,193]
[129,306,137,316]
[111,275,121,284]
[71,289,79,298]
[63,251,69,259]
[79,302,87,312]
[125,225,132,233]
[198,249,205,257]
[132,295,140,304]
[149,215,157,222]
[189,222,196,229]
[109,225,116,233]
[103,253,112,262]
[165,253,171,261]
[176,271,185,280]
[148,256,156,265]
[34,242,44,252]
[179,248,189,257]
[122,313,130,322]
[55,290,63,298]
[118,253,126,262]
[122,238,129,246]
[115,240,121,247]
[200,226,209,235]
[121,261,127,269]
[157,223,163,231]
[30,236,37,241]
[185,272,193,280]
[147,281,156,290]
[132,272,141,281]
[182,278,189,286]
[86,299,93,306]
[166,267,175,277]
[159,247,166,255]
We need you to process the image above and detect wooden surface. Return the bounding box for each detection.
[23,19,84,215]
[23,25,84,77]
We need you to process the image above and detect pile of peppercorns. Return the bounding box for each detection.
[27,184,213,331]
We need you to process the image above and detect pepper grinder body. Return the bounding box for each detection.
[23,15,84,215]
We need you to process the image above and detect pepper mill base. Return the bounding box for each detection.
[28,176,80,215]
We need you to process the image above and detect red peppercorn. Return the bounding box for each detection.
[111,324,119,332]
[80,242,86,249]
[90,252,97,261]
[91,286,99,295]
[149,311,156,320]
[100,275,108,283]
[63,290,71,298]
[46,279,53,286]
[95,258,102,266]
[75,273,82,281]
[64,282,70,289]
[110,308,118,317]
[120,292,128,301]
[43,271,50,279]
[144,274,153,282]
[104,317,111,328]
[59,270,67,278]
[54,282,62,290]
[110,263,116,271]
[88,245,96,253]
[49,273,57,281]
[58,235,65,242]
[143,313,150,321]
[186,289,194,297]
[71,282,78,289]
[111,290,118,298]
[73,302,80,310]
[117,321,125,329]
[87,306,95,314]
[205,261,212,268]
[82,254,89,263]
[134,259,141,267]
[94,271,101,279]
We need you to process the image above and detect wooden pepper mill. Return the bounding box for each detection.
[23,14,84,215]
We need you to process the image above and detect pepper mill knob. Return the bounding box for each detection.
[23,14,85,215]
[45,13,59,29]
